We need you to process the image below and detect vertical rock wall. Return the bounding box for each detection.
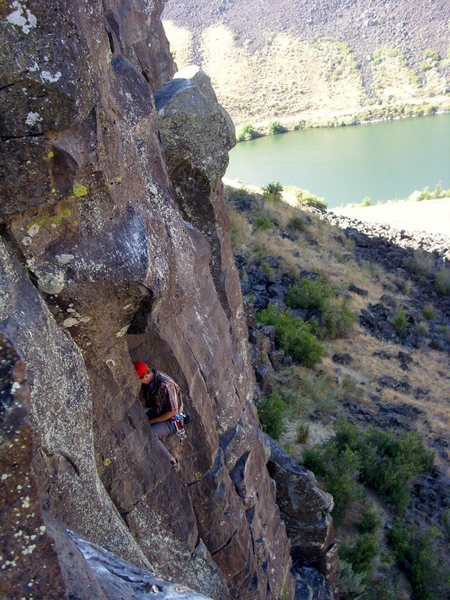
[0,1,294,598]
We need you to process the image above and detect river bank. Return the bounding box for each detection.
[236,105,450,142]
[330,197,450,240]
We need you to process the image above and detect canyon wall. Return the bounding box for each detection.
[0,1,298,597]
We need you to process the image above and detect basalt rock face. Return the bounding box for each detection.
[265,437,338,590]
[0,2,294,599]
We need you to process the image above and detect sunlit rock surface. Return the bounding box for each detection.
[0,1,301,598]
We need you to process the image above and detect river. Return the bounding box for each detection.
[226,114,450,208]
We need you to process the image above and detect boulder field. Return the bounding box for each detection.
[0,2,334,598]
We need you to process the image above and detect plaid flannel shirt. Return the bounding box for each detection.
[140,370,181,418]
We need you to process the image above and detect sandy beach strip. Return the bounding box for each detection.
[330,198,450,239]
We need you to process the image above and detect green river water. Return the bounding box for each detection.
[226,114,450,208]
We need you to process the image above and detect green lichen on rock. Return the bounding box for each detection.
[72,184,88,198]
[32,207,73,231]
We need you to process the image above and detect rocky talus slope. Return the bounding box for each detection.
[225,185,449,596]
[0,2,334,599]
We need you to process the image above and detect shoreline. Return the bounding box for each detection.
[330,197,450,239]
[235,106,450,142]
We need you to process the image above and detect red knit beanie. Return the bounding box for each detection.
[133,361,150,379]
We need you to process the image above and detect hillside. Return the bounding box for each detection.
[163,0,450,131]
[224,181,450,598]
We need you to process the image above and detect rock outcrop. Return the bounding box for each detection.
[265,437,337,589]
[0,2,298,598]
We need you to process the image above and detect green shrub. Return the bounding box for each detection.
[358,428,434,513]
[422,304,435,320]
[281,371,340,417]
[262,181,283,202]
[304,419,433,519]
[286,279,355,338]
[258,392,286,440]
[403,250,434,279]
[304,441,362,524]
[253,215,274,231]
[237,124,259,141]
[434,267,450,296]
[340,375,360,402]
[415,321,429,336]
[337,560,367,598]
[258,304,325,367]
[288,216,307,231]
[259,261,273,276]
[296,422,310,443]
[424,49,440,62]
[296,188,327,211]
[360,197,371,207]
[340,533,378,573]
[268,120,287,135]
[321,298,356,339]
[358,504,379,534]
[286,277,334,310]
[389,521,449,600]
[392,309,409,334]
[418,186,431,201]
[226,204,249,250]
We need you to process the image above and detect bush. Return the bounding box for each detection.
[237,124,260,141]
[288,216,307,231]
[422,304,435,320]
[281,371,341,417]
[286,278,355,338]
[321,298,355,339]
[403,250,434,280]
[434,267,450,296]
[296,188,327,211]
[296,422,310,443]
[303,419,434,519]
[392,310,409,334]
[258,392,286,440]
[358,428,434,513]
[340,533,378,573]
[358,504,379,534]
[268,120,287,135]
[262,181,283,202]
[258,304,325,367]
[360,197,371,207]
[389,521,449,600]
[415,321,429,336]
[304,441,361,524]
[259,261,273,276]
[253,215,274,231]
[286,277,334,310]
[226,204,249,250]
[424,48,440,62]
[337,560,367,598]
[418,186,431,201]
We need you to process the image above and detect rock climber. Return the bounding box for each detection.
[134,361,185,468]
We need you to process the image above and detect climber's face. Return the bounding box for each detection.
[140,370,154,385]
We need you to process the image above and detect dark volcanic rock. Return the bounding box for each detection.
[294,567,334,600]
[332,352,353,365]
[0,3,296,599]
[348,284,368,297]
[378,376,411,392]
[265,436,337,587]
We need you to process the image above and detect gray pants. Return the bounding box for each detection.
[151,420,176,461]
